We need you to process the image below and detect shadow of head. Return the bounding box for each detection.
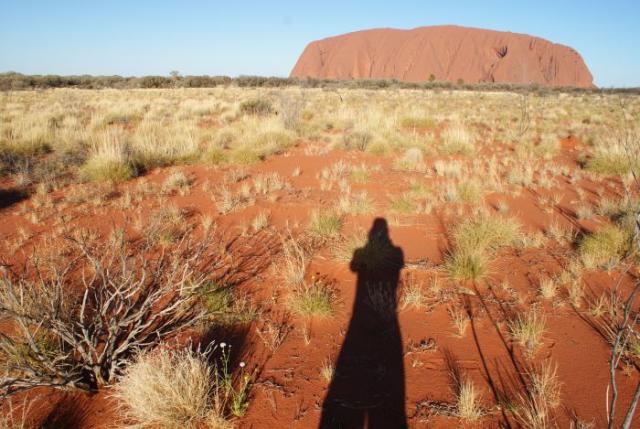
[368,217,390,242]
[351,217,403,275]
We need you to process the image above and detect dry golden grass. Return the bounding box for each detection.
[511,361,562,429]
[509,310,546,357]
[288,279,335,317]
[113,348,231,429]
[456,378,483,420]
[319,358,335,382]
[279,236,308,286]
[2,87,638,194]
[579,224,632,269]
[445,214,521,280]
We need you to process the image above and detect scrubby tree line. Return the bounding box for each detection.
[2,71,639,94]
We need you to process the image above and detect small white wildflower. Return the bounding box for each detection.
[220,342,227,348]
[239,361,246,368]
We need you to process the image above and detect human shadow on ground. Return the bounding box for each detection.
[319,218,407,429]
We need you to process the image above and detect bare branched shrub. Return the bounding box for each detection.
[279,94,305,130]
[515,93,531,139]
[0,235,204,395]
[604,277,640,429]
[0,227,276,397]
[602,101,640,429]
[255,319,290,352]
[342,131,372,152]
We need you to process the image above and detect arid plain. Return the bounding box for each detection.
[1,85,640,428]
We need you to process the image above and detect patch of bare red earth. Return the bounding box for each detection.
[0,138,638,428]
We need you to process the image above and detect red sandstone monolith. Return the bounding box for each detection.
[291,25,593,87]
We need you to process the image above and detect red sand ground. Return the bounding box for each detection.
[0,137,638,428]
[291,25,594,88]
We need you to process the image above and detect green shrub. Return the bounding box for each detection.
[228,147,262,165]
[584,154,638,176]
[445,250,488,281]
[307,211,342,239]
[389,194,417,213]
[79,157,136,182]
[197,282,233,315]
[579,224,632,269]
[202,147,228,165]
[445,215,521,281]
[138,76,171,88]
[453,216,521,253]
[343,131,372,151]
[400,117,436,129]
[239,98,273,116]
[288,280,335,317]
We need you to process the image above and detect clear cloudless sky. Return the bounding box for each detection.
[1,0,639,87]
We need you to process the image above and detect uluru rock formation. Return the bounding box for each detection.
[291,25,594,87]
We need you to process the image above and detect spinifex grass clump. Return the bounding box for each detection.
[280,236,308,287]
[456,378,483,420]
[399,116,436,130]
[288,277,335,317]
[307,211,343,239]
[445,215,521,280]
[440,124,475,156]
[510,361,562,428]
[583,138,640,177]
[114,348,216,429]
[79,130,136,182]
[239,98,273,116]
[508,310,546,357]
[114,343,253,429]
[579,224,632,269]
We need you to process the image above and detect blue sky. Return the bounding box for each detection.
[1,1,639,87]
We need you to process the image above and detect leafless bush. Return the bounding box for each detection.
[0,227,277,397]
[516,93,531,139]
[343,131,372,152]
[279,94,305,130]
[605,276,640,429]
[619,98,640,191]
[604,101,640,429]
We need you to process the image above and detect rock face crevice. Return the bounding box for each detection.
[290,25,594,88]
